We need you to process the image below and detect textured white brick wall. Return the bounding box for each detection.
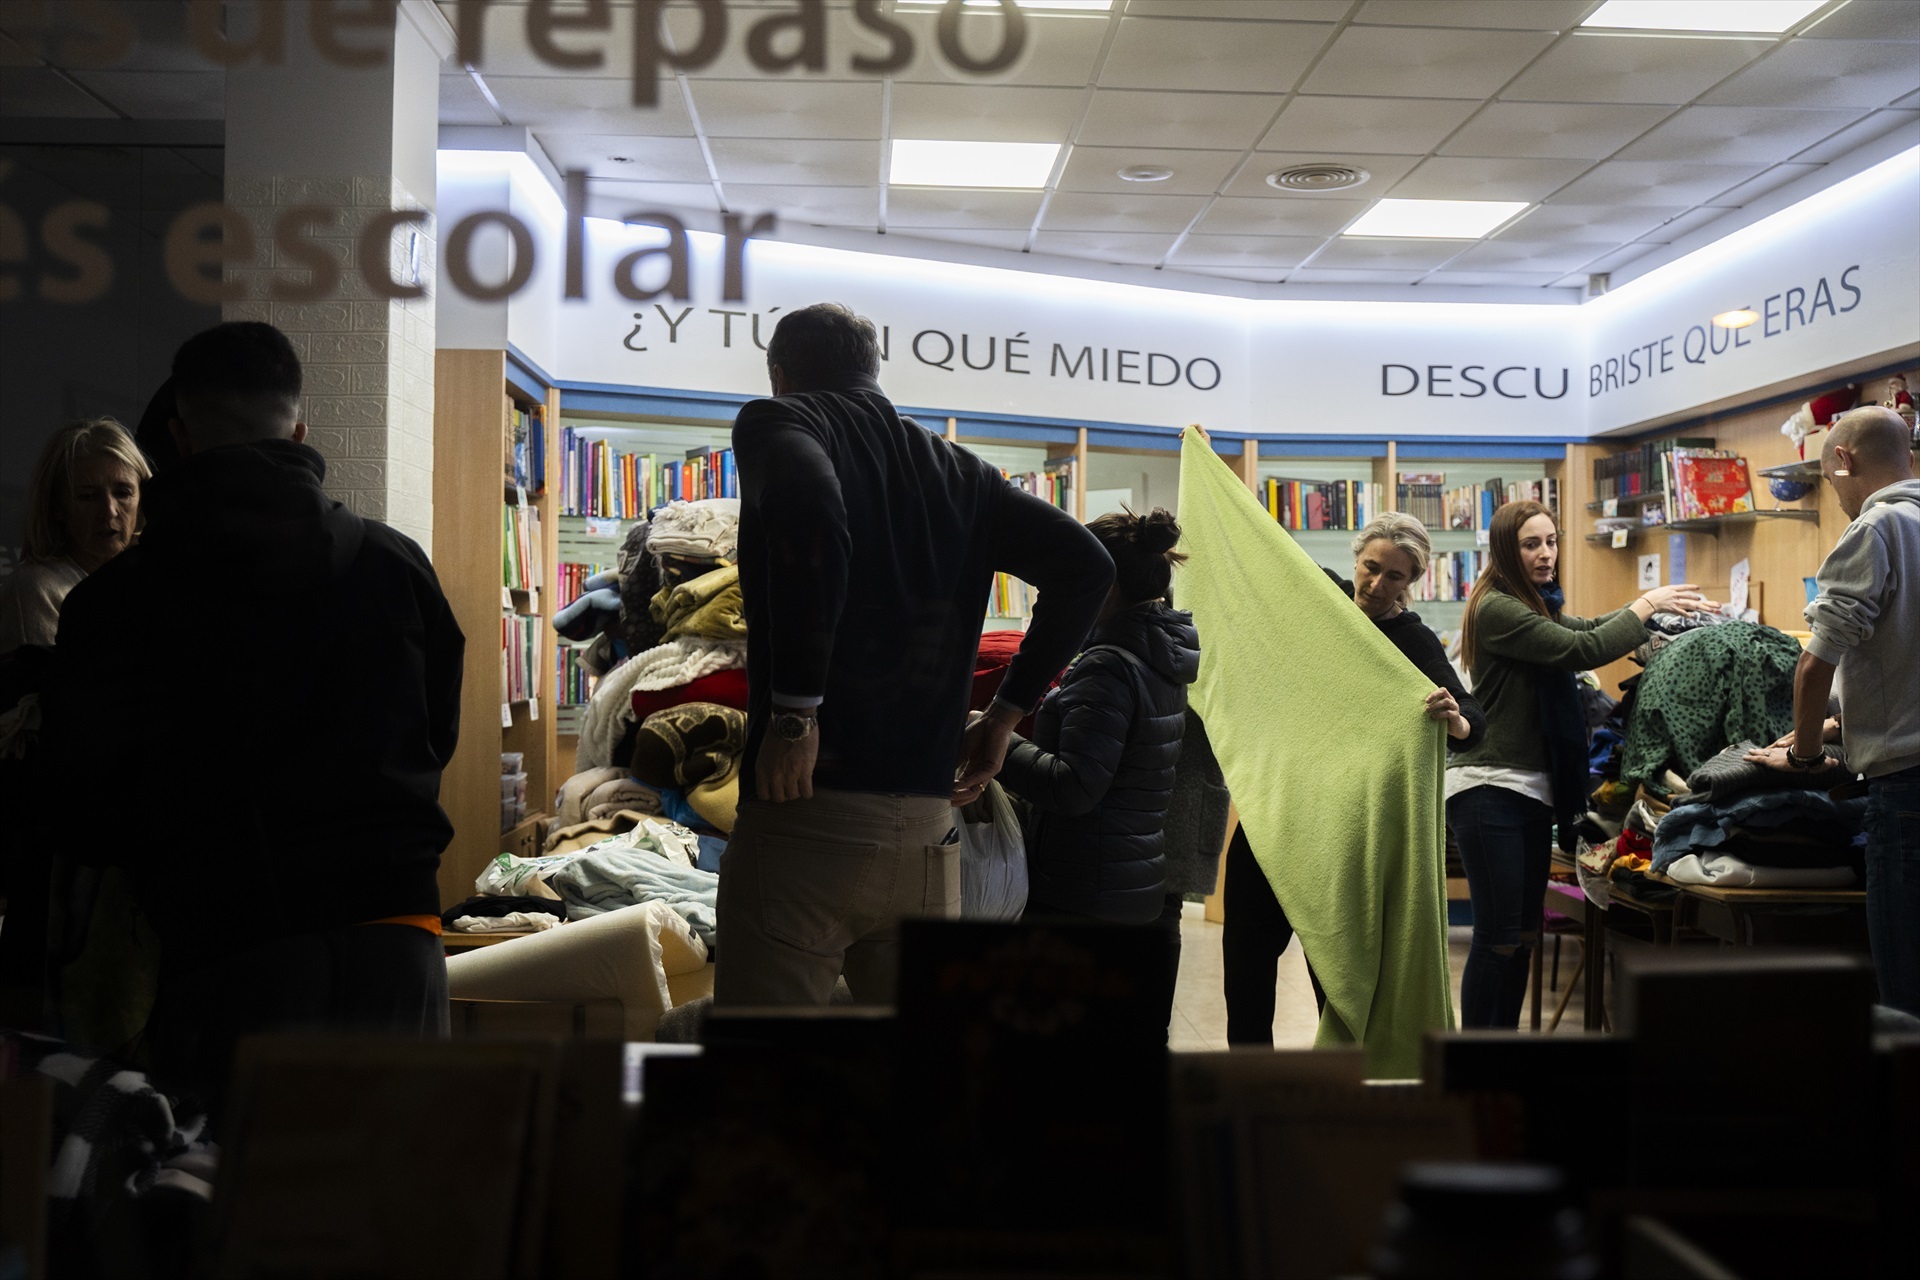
[224,175,437,555]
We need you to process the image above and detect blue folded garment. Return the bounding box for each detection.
[584,569,621,594]
[1651,789,1867,872]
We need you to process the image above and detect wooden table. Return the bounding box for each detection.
[1657,877,1868,949]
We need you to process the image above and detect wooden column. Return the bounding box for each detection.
[945,416,958,442]
[1075,426,1089,522]
[1238,438,1260,492]
[1374,440,1399,512]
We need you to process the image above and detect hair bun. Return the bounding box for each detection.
[1136,507,1182,556]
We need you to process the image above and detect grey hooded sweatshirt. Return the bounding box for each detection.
[1805,478,1920,779]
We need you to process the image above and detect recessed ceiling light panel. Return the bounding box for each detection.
[1712,308,1761,328]
[1267,164,1370,193]
[1345,199,1530,239]
[1580,0,1826,34]
[890,139,1061,189]
[1117,165,1174,183]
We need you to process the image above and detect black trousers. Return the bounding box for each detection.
[1221,825,1324,1046]
[149,922,449,1126]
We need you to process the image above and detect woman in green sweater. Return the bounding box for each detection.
[1449,500,1713,1028]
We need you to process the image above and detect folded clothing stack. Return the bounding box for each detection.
[1651,740,1864,887]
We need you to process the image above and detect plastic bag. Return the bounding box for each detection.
[956,781,1028,920]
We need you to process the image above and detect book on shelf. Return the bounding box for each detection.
[556,641,595,708]
[1264,477,1384,532]
[1668,449,1754,521]
[501,613,540,704]
[988,572,1034,619]
[507,402,546,495]
[1437,477,1559,531]
[559,428,740,518]
[557,561,611,610]
[1413,549,1488,603]
[1003,462,1073,512]
[1592,437,1713,503]
[502,502,542,594]
[1396,473,1445,529]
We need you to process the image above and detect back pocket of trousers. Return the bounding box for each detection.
[756,833,881,953]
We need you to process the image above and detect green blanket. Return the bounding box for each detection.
[1177,432,1453,1077]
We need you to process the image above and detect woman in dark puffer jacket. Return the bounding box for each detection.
[996,507,1199,1017]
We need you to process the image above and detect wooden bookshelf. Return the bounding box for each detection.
[431,350,561,910]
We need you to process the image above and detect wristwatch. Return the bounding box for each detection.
[1786,745,1823,770]
[771,711,817,742]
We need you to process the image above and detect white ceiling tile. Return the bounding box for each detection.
[890,83,1083,142]
[1354,1,1595,29]
[586,181,722,217]
[1440,102,1676,160]
[88,1,209,72]
[1197,195,1370,235]
[1898,89,1920,108]
[1287,267,1428,284]
[1030,230,1175,264]
[541,135,712,183]
[1259,95,1482,154]
[1311,237,1474,270]
[708,137,879,186]
[1633,206,1733,244]
[1503,33,1773,104]
[1422,270,1568,286]
[1550,159,1769,205]
[1614,106,1864,163]
[1798,1,1920,42]
[1057,145,1245,196]
[1041,191,1208,233]
[1577,243,1662,275]
[892,12,1108,88]
[887,188,1045,228]
[1098,17,1332,93]
[66,71,226,119]
[1078,89,1282,149]
[1300,26,1558,99]
[1497,202,1690,243]
[725,184,879,227]
[1790,109,1920,161]
[1179,265,1291,283]
[688,80,884,139]
[1702,162,1826,207]
[1445,238,1616,272]
[483,75,695,133]
[1388,155,1588,200]
[1227,152,1421,197]
[662,5,879,82]
[1170,234,1323,268]
[440,73,503,126]
[1703,39,1920,109]
[0,67,118,118]
[1124,2,1353,20]
[902,228,1031,254]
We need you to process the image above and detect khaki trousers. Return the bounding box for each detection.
[714,788,958,1007]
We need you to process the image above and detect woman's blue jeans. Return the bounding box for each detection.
[1446,784,1553,1029]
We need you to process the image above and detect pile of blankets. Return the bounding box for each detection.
[1650,740,1865,888]
[473,815,720,946]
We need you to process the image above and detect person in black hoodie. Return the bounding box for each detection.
[46,322,463,1114]
[996,507,1199,1021]
[1222,510,1485,1046]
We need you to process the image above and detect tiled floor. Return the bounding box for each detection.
[1169,905,1595,1051]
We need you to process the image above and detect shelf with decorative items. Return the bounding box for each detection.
[1664,509,1821,535]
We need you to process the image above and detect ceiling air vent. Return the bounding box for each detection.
[1265,164,1370,193]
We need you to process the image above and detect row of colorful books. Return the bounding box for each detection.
[1593,437,1712,502]
[502,502,543,593]
[1265,477,1386,532]
[508,402,546,494]
[502,613,541,705]
[1411,550,1489,603]
[988,572,1034,620]
[559,428,739,518]
[556,560,611,611]
[556,641,594,709]
[1441,477,1561,530]
[1006,464,1073,512]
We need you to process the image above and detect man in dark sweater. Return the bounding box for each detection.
[49,322,463,1112]
[715,303,1113,1007]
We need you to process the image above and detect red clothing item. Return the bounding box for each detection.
[971,629,1060,738]
[631,667,750,722]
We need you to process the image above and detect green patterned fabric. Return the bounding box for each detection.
[1177,433,1452,1078]
[1621,623,1802,791]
